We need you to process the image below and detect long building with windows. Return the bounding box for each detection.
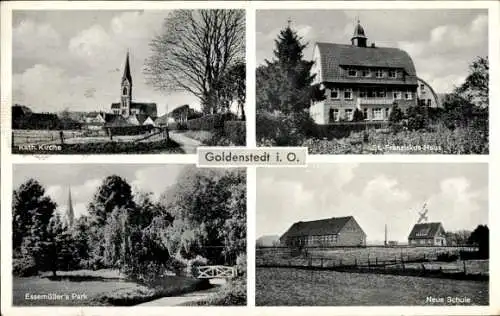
[280,216,366,247]
[309,20,419,124]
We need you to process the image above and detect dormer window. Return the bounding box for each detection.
[361,69,371,78]
[348,69,357,77]
[375,70,384,78]
[389,70,397,78]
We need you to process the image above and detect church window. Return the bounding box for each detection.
[123,87,128,95]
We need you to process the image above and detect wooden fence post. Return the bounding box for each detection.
[463,260,467,275]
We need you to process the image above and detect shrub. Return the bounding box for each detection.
[187,113,238,131]
[236,253,247,277]
[224,121,246,146]
[186,256,209,277]
[13,255,38,277]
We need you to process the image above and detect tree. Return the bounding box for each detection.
[389,104,404,124]
[468,224,489,258]
[256,24,316,115]
[220,61,246,120]
[13,179,57,254]
[87,175,135,227]
[405,106,428,131]
[144,9,245,114]
[44,213,76,276]
[160,167,246,265]
[456,56,488,108]
[352,109,365,122]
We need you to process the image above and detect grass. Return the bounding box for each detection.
[12,138,184,154]
[183,277,247,306]
[302,126,488,154]
[13,269,210,306]
[256,267,489,306]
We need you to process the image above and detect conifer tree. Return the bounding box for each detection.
[256,23,317,115]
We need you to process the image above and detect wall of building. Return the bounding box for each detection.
[337,218,366,246]
[310,86,417,124]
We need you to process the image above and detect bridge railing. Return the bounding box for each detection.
[197,265,237,279]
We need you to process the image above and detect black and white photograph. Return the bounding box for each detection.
[256,10,489,154]
[12,164,247,306]
[12,9,246,155]
[256,163,489,306]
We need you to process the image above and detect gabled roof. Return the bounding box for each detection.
[314,42,418,85]
[281,216,362,239]
[131,102,157,118]
[408,222,445,240]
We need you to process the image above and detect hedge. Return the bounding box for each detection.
[314,122,389,140]
[224,121,246,146]
[187,113,239,131]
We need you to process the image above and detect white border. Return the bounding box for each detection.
[1,1,499,316]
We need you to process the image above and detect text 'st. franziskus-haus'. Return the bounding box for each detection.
[309,20,439,124]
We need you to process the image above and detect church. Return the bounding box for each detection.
[309,20,421,124]
[106,52,158,131]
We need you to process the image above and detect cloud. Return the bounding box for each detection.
[13,11,197,114]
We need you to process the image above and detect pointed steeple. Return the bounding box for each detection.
[66,186,75,228]
[122,50,133,85]
[351,19,367,47]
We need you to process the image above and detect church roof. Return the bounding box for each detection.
[122,52,133,85]
[408,222,445,240]
[314,42,418,85]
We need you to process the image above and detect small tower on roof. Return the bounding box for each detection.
[351,19,367,48]
[65,186,75,228]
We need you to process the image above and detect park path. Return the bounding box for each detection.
[137,281,225,306]
[169,131,203,154]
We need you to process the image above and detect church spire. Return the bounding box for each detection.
[66,186,74,228]
[122,50,133,85]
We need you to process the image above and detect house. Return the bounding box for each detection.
[280,216,366,247]
[110,52,158,120]
[309,20,420,124]
[417,77,441,108]
[408,222,447,246]
[85,112,106,124]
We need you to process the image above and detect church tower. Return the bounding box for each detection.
[66,186,75,228]
[351,20,367,48]
[121,51,133,117]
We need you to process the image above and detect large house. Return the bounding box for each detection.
[107,52,157,130]
[408,222,447,246]
[280,216,366,247]
[417,77,441,108]
[309,20,419,124]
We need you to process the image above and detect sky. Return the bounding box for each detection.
[12,10,199,115]
[256,9,488,94]
[256,163,488,243]
[13,164,189,219]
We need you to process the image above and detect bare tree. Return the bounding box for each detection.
[144,10,245,114]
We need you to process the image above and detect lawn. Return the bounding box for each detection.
[256,267,489,306]
[13,269,209,306]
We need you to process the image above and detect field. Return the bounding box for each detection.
[256,246,472,267]
[13,269,209,306]
[256,267,489,306]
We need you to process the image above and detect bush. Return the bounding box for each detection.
[186,256,208,277]
[236,253,247,277]
[223,121,246,145]
[13,256,38,277]
[187,113,238,131]
[256,111,316,146]
[187,277,246,306]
